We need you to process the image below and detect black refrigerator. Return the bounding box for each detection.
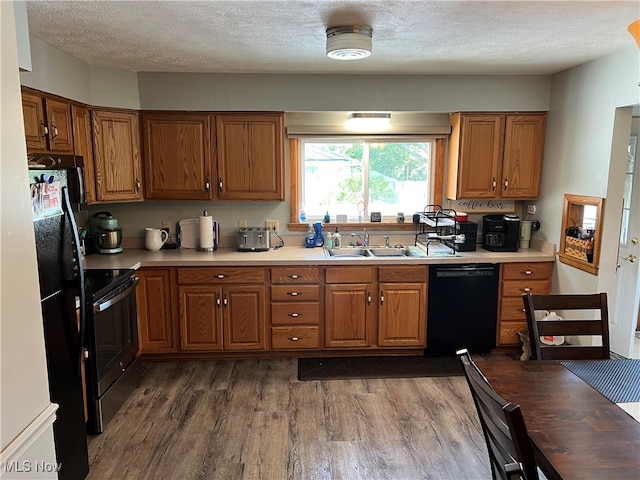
[30,156,90,480]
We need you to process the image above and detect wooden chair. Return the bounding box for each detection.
[457,349,539,480]
[522,292,610,360]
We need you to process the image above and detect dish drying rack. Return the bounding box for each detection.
[414,205,463,256]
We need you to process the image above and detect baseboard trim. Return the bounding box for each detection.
[0,403,58,464]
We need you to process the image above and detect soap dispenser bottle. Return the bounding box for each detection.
[314,222,324,247]
[305,223,315,248]
[333,227,341,247]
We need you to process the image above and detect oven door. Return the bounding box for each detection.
[89,276,139,398]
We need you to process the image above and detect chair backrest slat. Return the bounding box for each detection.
[522,293,610,361]
[457,349,539,480]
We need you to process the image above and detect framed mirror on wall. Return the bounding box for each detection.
[558,194,604,275]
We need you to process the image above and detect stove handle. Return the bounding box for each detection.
[93,278,139,313]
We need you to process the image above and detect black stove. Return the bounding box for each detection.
[83,268,136,301]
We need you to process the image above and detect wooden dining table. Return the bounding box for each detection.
[476,360,640,480]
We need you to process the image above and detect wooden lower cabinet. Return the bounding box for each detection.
[377,266,427,348]
[137,268,177,353]
[177,267,266,352]
[497,262,552,347]
[324,265,427,349]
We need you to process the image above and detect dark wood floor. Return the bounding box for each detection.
[86,355,515,479]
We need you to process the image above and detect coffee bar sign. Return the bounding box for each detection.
[445,199,516,213]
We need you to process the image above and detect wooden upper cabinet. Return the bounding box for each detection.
[91,108,143,202]
[216,113,284,200]
[446,113,502,199]
[22,90,74,153]
[142,113,214,200]
[71,104,96,204]
[446,112,546,200]
[501,114,546,199]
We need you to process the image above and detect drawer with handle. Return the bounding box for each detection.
[271,326,320,349]
[271,285,320,302]
[501,279,551,297]
[502,262,552,280]
[178,267,265,284]
[271,267,320,284]
[271,303,319,325]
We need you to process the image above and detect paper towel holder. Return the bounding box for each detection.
[197,210,216,252]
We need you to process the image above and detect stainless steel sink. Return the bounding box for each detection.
[367,247,409,257]
[325,247,371,257]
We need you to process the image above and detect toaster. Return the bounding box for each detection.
[237,227,270,251]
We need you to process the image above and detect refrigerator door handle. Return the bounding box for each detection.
[62,186,86,376]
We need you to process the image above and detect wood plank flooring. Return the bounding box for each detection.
[86,356,514,479]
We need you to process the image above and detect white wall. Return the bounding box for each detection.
[137,72,550,112]
[1,1,58,476]
[19,37,140,109]
[534,45,639,296]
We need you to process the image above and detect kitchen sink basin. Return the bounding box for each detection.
[325,247,371,257]
[367,247,409,257]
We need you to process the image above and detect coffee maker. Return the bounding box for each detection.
[91,211,123,254]
[482,214,520,252]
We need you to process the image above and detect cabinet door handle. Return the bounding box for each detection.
[216,295,221,307]
[380,291,385,305]
[288,336,302,342]
[50,122,58,139]
[288,313,301,318]
[504,178,509,190]
[218,177,223,191]
[492,177,497,191]
[135,178,141,192]
[40,121,49,139]
[367,291,371,305]
[223,295,228,306]
[288,275,300,279]
[287,292,300,296]
[205,177,210,192]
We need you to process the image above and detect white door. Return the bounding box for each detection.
[611,129,640,357]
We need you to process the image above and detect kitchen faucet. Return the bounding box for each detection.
[351,228,369,246]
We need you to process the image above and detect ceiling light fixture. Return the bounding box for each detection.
[345,112,391,131]
[326,25,373,60]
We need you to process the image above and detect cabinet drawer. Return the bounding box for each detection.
[271,326,320,350]
[271,285,320,302]
[178,267,265,284]
[498,321,528,346]
[378,266,427,283]
[325,266,375,284]
[501,279,550,297]
[500,297,528,321]
[271,303,319,325]
[271,267,320,284]
[501,262,552,281]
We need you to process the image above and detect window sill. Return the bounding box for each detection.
[287,222,419,232]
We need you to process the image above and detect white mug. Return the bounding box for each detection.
[145,227,168,251]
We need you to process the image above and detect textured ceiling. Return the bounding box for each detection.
[25,0,640,75]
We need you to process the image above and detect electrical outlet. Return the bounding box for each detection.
[527,204,537,215]
[162,221,171,233]
[265,220,279,232]
[238,219,248,228]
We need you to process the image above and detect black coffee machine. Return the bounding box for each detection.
[482,214,520,252]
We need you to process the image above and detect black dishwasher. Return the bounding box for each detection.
[426,264,499,355]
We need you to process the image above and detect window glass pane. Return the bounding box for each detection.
[301,139,432,221]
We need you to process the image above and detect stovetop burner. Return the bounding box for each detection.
[84,268,135,301]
